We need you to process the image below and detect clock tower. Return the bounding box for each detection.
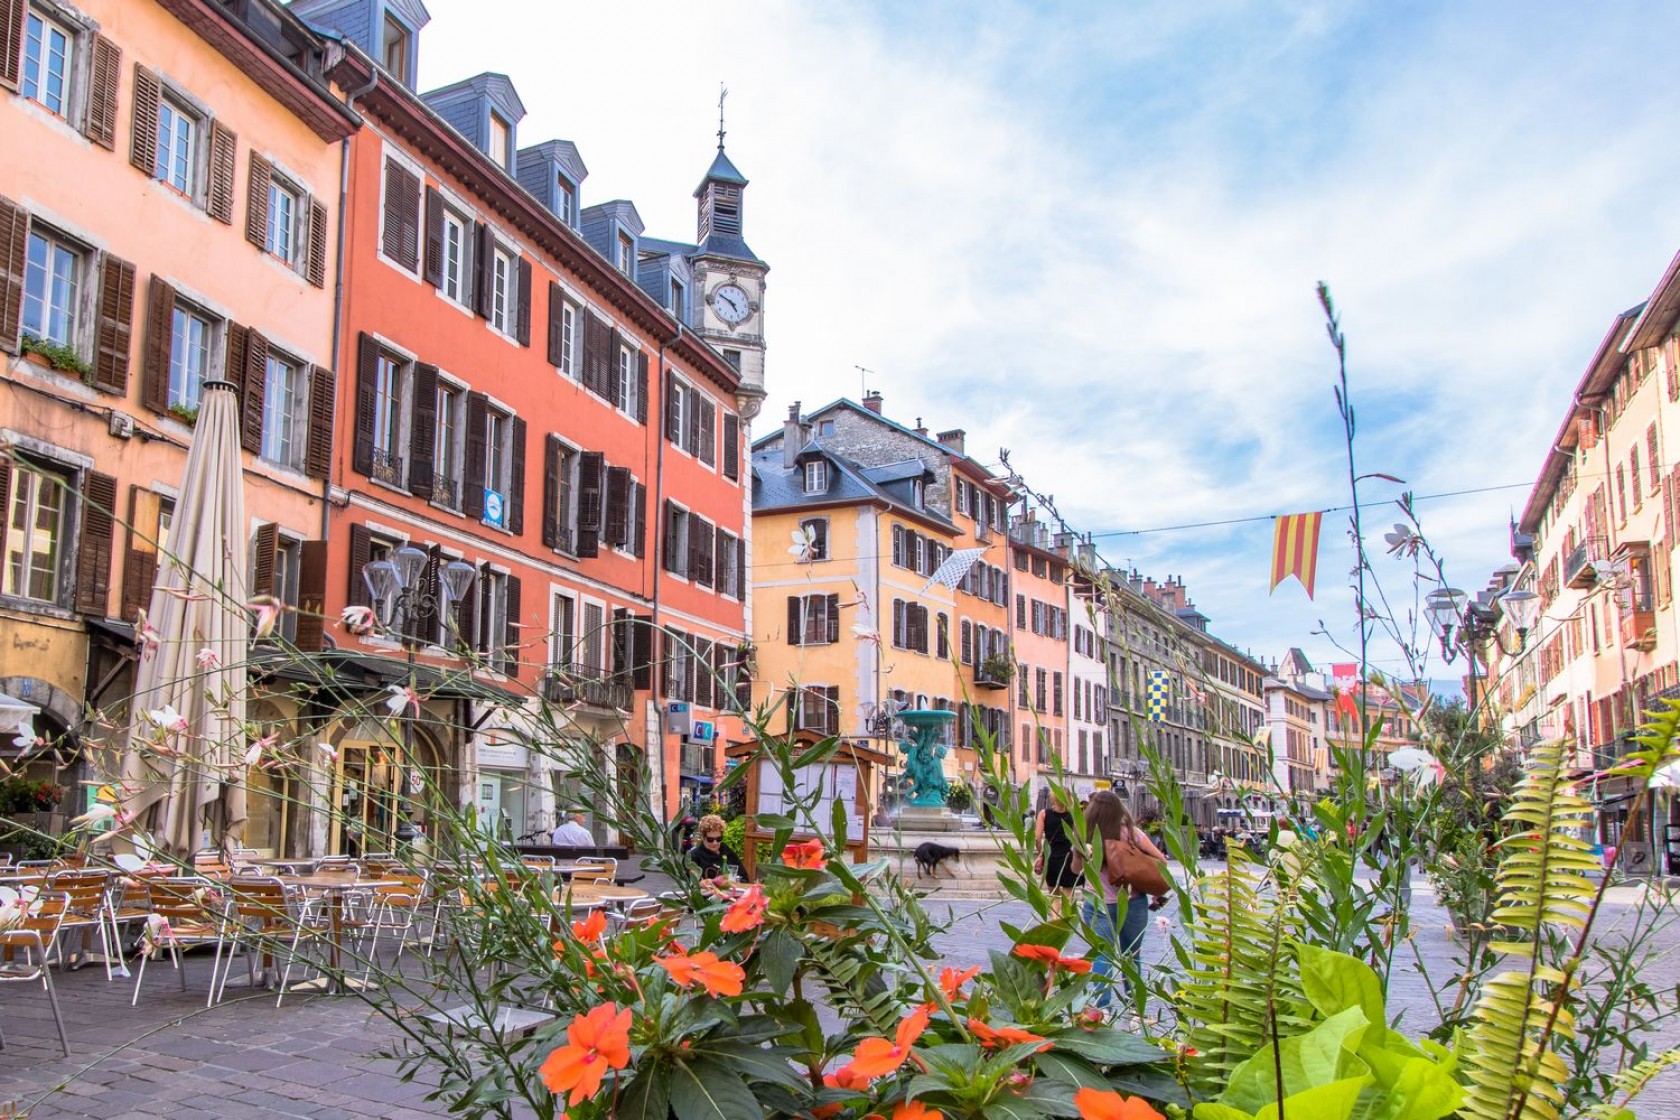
[691,142,768,422]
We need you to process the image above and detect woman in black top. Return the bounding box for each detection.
[1035,794,1080,906]
[689,814,747,887]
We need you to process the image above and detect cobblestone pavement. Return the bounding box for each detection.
[3,873,1678,1118]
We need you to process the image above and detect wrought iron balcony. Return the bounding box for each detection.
[974,656,1014,690]
[371,447,404,487]
[1564,538,1603,589]
[541,664,632,711]
[433,474,459,509]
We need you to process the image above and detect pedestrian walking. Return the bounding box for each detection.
[1080,790,1170,1010]
[1035,793,1080,908]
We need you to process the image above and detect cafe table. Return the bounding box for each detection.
[560,882,648,912]
[274,871,377,993]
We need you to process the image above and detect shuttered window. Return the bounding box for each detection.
[721,413,740,481]
[73,470,116,617]
[381,158,421,272]
[1,457,68,604]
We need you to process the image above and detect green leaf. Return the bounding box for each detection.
[1034,1050,1108,1089]
[1105,1067,1194,1108]
[1254,1076,1370,1120]
[981,1097,1051,1120]
[1046,1027,1167,1067]
[1194,1105,1258,1120]
[759,928,801,993]
[1014,920,1074,952]
[1297,944,1386,1037]
[692,1041,809,1092]
[1221,1007,1368,1114]
[668,1058,763,1120]
[616,1066,672,1120]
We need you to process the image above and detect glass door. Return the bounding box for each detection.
[331,744,401,856]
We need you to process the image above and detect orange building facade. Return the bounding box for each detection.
[0,0,353,847]
[309,17,755,839]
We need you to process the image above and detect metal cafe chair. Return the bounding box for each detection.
[0,890,72,1056]
[131,877,228,1007]
[215,876,330,1008]
[46,868,125,979]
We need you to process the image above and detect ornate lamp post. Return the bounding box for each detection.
[1426,585,1537,714]
[361,547,477,838]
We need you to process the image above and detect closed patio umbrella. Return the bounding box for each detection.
[119,379,249,859]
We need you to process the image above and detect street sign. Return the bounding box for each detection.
[666,701,692,736]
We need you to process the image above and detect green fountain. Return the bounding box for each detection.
[895,708,958,828]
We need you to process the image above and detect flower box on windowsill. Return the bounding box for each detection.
[167,403,199,426]
[19,336,91,380]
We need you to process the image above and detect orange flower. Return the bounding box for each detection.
[838,1004,931,1083]
[720,883,768,933]
[939,965,981,1000]
[966,1018,1050,1052]
[782,838,826,869]
[571,909,606,942]
[1073,1087,1165,1120]
[538,1003,633,1106]
[656,950,745,997]
[1012,943,1093,974]
[887,1101,943,1120]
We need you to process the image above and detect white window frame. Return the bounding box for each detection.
[370,350,412,487]
[271,532,302,642]
[804,460,828,494]
[665,502,690,579]
[155,92,200,198]
[433,377,466,511]
[440,210,467,305]
[617,232,634,275]
[381,12,411,84]
[617,344,638,417]
[265,175,302,268]
[718,530,739,598]
[488,112,511,167]
[1,456,70,606]
[167,300,215,413]
[548,588,577,669]
[489,245,514,335]
[798,516,829,562]
[484,406,512,525]
[551,438,579,553]
[558,300,578,378]
[556,178,575,227]
[21,224,85,353]
[22,7,75,119]
[477,568,509,670]
[259,350,308,470]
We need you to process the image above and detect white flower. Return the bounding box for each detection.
[244,735,277,768]
[384,684,419,716]
[788,525,818,561]
[316,741,338,761]
[194,647,221,670]
[134,610,162,659]
[248,596,283,639]
[70,804,119,828]
[146,705,189,733]
[1155,915,1170,934]
[341,604,378,636]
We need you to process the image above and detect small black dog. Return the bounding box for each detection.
[913,841,962,878]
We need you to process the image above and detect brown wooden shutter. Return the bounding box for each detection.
[250,521,278,597]
[239,328,268,454]
[0,459,8,566]
[451,564,475,655]
[636,350,649,425]
[631,616,654,690]
[121,547,157,624]
[93,254,135,393]
[502,575,522,678]
[304,365,334,480]
[722,413,739,481]
[472,221,493,318]
[382,160,419,270]
[245,151,272,250]
[685,388,701,455]
[663,369,680,443]
[0,194,25,353]
[140,275,175,413]
[697,518,715,587]
[715,524,729,594]
[687,515,705,585]
[297,200,324,291]
[541,435,561,549]
[346,522,372,606]
[576,451,603,557]
[0,0,23,90]
[351,333,378,476]
[410,545,440,644]
[580,313,607,398]
[546,282,564,366]
[695,639,714,709]
[408,362,437,499]
[207,121,237,224]
[129,65,159,175]
[294,540,327,651]
[422,186,443,287]
[83,35,120,149]
[462,391,488,520]
[632,481,646,558]
[736,535,745,603]
[515,258,532,347]
[697,401,716,466]
[507,417,526,535]
[605,465,630,546]
[74,472,117,616]
[787,597,802,645]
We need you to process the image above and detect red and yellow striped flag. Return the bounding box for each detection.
[1271,512,1324,598]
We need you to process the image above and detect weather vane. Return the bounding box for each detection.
[717,83,728,150]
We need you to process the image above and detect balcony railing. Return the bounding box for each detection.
[541,664,632,711]
[371,447,404,487]
[433,474,459,509]
[1564,538,1603,589]
[974,657,1013,690]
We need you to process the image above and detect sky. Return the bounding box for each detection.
[418,0,1680,685]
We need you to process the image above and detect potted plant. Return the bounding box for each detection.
[19,334,92,378]
[977,653,1015,683]
[168,401,199,426]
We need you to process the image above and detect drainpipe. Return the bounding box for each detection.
[649,323,682,820]
[322,63,380,541]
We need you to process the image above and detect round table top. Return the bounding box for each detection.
[270,872,373,892]
[563,882,648,904]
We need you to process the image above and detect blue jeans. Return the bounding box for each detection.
[1083,895,1149,1008]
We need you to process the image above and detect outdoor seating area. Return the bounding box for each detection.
[0,847,670,1058]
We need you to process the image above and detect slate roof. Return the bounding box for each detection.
[422,71,526,121]
[755,397,1001,480]
[752,446,956,532]
[519,139,587,183]
[861,458,932,485]
[695,148,748,191]
[694,232,761,264]
[640,236,698,259]
[583,199,645,236]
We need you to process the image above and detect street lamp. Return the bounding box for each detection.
[361,548,477,850]
[1428,583,1537,714]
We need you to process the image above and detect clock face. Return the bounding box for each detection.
[712,283,751,326]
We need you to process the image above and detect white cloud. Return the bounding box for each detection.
[420,0,1680,670]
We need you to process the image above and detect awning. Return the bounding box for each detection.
[249,648,523,704]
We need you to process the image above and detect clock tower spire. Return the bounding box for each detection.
[692,105,768,421]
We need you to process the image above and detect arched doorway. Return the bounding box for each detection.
[326,718,449,857]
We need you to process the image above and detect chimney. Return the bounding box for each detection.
[782,402,803,469]
[913,417,928,438]
[937,429,966,454]
[862,390,884,414]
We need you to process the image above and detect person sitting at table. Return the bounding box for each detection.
[551,810,594,848]
[689,814,748,889]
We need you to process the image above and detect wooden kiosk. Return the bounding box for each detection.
[725,732,891,880]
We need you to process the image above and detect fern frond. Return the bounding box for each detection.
[1579,1047,1680,1119]
[1172,848,1310,1096]
[1487,739,1599,957]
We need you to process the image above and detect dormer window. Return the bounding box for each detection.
[911,479,925,508]
[617,232,634,275]
[804,461,828,494]
[670,279,685,322]
[556,178,575,226]
[488,112,511,168]
[382,14,410,84]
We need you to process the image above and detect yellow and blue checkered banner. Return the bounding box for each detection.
[1147,670,1169,723]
